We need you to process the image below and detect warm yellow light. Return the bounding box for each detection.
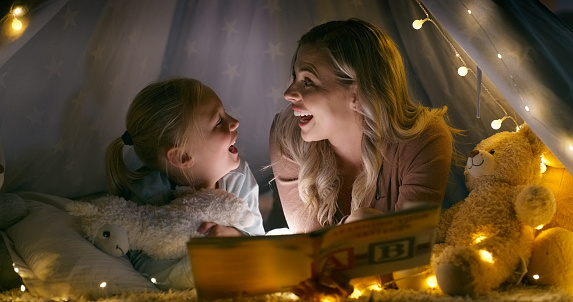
[468,10,472,14]
[426,275,438,288]
[321,296,337,302]
[491,119,502,130]
[540,162,547,173]
[479,249,494,263]
[497,54,502,59]
[412,18,428,30]
[151,278,157,284]
[458,66,468,76]
[533,274,539,280]
[13,7,23,16]
[14,267,19,273]
[368,284,383,291]
[536,224,544,230]
[525,105,530,112]
[569,145,573,151]
[474,235,487,244]
[20,285,25,292]
[12,17,22,30]
[349,288,363,299]
[100,282,107,288]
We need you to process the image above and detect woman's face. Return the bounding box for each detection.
[284,45,361,144]
[186,86,240,188]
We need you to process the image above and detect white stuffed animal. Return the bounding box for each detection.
[66,187,255,260]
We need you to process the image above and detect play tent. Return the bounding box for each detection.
[0,0,571,202]
[0,0,572,298]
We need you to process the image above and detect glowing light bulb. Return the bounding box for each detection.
[525,105,530,112]
[540,162,547,173]
[569,145,573,151]
[412,18,428,30]
[14,267,19,273]
[479,249,494,263]
[491,119,502,130]
[497,54,502,59]
[458,66,468,76]
[533,274,539,280]
[426,275,438,288]
[474,235,487,244]
[13,7,22,16]
[100,282,107,288]
[468,10,472,14]
[20,285,25,292]
[12,18,22,30]
[536,224,544,230]
[151,278,157,284]
[349,288,363,299]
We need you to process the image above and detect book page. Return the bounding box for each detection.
[316,203,440,279]
[187,234,315,299]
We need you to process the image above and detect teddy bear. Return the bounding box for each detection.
[522,148,573,296]
[66,186,255,260]
[431,123,557,296]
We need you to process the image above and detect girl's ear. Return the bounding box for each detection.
[166,147,194,168]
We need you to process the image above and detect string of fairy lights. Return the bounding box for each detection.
[1,0,571,300]
[412,0,519,131]
[412,0,573,157]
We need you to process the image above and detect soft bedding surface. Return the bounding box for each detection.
[2,191,158,299]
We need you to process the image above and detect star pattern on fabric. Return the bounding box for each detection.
[265,42,283,62]
[25,106,44,127]
[45,57,63,78]
[53,138,67,153]
[0,71,7,88]
[91,43,104,62]
[262,0,281,17]
[351,0,364,7]
[185,40,198,57]
[221,19,238,39]
[62,6,78,29]
[267,86,285,105]
[127,29,139,47]
[223,63,240,82]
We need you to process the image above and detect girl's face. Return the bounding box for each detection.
[186,86,240,188]
[284,45,361,145]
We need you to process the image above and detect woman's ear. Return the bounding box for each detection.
[349,84,360,112]
[166,147,194,168]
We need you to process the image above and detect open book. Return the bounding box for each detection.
[187,202,440,299]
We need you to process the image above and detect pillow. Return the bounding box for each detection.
[4,192,158,299]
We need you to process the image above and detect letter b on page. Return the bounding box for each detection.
[369,238,414,263]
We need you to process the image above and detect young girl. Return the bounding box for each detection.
[105,77,265,290]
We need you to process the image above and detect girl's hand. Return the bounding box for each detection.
[198,222,243,237]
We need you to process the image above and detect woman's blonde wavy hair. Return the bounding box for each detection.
[105,77,203,197]
[272,18,460,227]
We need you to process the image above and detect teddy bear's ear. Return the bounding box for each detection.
[518,123,545,157]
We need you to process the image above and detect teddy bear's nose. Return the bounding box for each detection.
[468,150,479,158]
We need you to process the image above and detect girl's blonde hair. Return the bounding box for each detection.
[105,77,203,197]
[272,18,461,227]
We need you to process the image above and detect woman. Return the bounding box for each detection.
[269,18,460,297]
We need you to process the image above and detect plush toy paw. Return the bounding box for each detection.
[0,193,28,230]
[514,184,556,228]
[526,227,573,296]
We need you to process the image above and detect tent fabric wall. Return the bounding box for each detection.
[0,0,570,207]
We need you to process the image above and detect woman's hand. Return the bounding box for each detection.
[198,222,243,237]
[291,272,353,301]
